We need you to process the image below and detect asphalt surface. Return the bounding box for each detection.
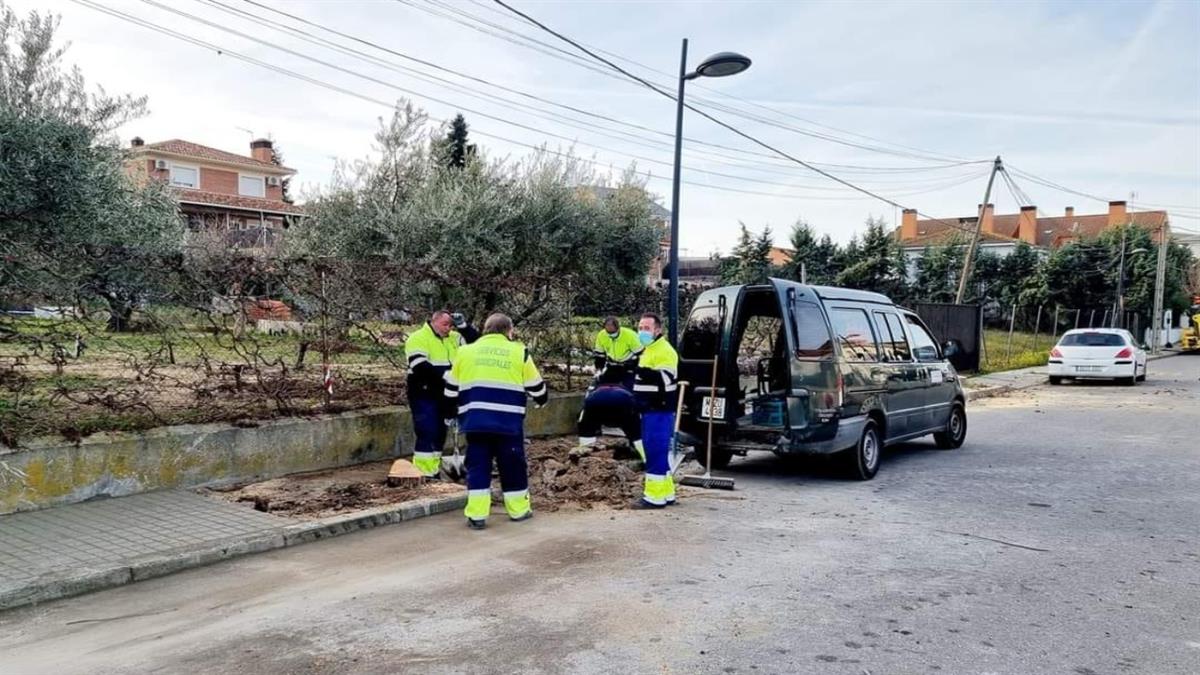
[3,357,1198,675]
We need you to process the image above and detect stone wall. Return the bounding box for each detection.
[0,394,584,515]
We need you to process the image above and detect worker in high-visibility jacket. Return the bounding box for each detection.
[404,310,478,478]
[631,312,680,508]
[592,316,643,372]
[444,313,549,530]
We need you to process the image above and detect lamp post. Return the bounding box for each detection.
[667,41,751,346]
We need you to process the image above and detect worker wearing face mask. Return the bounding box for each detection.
[591,316,642,372]
[631,312,680,509]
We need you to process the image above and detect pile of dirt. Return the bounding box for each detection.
[206,461,460,519]
[524,437,644,511]
[205,437,650,519]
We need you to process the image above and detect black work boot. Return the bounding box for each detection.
[630,498,666,510]
[467,518,487,530]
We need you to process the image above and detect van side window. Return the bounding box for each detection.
[793,301,834,359]
[680,305,722,358]
[830,308,879,362]
[904,315,940,362]
[874,312,912,362]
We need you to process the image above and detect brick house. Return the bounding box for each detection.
[895,201,1169,279]
[127,137,305,252]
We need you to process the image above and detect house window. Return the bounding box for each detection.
[239,175,265,198]
[169,165,198,188]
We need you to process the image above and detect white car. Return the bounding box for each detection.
[1047,328,1147,386]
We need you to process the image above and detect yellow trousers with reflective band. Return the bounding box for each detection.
[463,432,531,521]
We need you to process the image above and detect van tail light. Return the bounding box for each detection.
[1115,347,1132,359]
[1050,347,1062,358]
[836,371,845,407]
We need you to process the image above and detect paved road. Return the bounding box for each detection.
[3,358,1198,674]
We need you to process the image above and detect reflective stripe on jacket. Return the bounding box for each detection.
[633,336,679,411]
[404,322,466,399]
[445,334,548,435]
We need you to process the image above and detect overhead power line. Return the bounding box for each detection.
[70,0,978,206]
[208,0,987,188]
[405,0,980,165]
[458,0,975,165]
[109,0,989,201]
[489,0,988,238]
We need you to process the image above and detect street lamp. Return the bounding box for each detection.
[667,40,751,346]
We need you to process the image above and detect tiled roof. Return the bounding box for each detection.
[899,229,1018,248]
[1028,212,1167,248]
[138,139,295,173]
[899,209,1168,249]
[173,188,307,216]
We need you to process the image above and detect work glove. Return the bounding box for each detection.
[450,312,467,329]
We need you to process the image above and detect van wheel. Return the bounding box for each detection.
[1048,376,1062,385]
[934,403,967,449]
[1120,376,1136,386]
[694,444,732,470]
[844,419,881,480]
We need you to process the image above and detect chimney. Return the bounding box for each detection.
[1064,206,1074,222]
[900,208,918,240]
[1018,206,1037,245]
[250,138,274,164]
[130,136,144,147]
[978,203,995,234]
[1107,200,1127,226]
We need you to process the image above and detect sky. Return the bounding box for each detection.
[11,0,1200,255]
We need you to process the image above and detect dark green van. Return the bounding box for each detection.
[677,279,967,480]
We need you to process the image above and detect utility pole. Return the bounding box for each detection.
[954,156,1003,305]
[800,262,807,285]
[1150,220,1169,353]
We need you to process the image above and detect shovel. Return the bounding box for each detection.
[668,381,690,474]
[440,419,466,480]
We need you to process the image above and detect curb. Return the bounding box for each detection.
[0,493,467,611]
[965,384,1016,401]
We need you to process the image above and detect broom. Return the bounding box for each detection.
[679,352,735,490]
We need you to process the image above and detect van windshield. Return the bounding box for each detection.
[794,301,834,359]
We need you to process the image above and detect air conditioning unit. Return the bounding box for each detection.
[154,159,168,170]
[266,176,281,187]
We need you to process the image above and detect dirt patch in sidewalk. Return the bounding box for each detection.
[204,461,461,519]
[204,436,656,518]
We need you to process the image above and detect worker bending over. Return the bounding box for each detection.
[592,316,642,372]
[631,312,679,509]
[445,313,548,530]
[574,364,642,460]
[404,310,477,478]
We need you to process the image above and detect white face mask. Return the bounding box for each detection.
[607,330,620,339]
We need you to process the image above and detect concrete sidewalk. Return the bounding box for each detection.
[0,488,464,610]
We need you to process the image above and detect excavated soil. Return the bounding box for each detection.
[205,437,651,518]
[525,436,645,512]
[205,461,461,519]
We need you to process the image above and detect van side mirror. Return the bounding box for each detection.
[941,340,961,358]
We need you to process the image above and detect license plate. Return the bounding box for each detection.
[1075,366,1101,373]
[701,396,726,419]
